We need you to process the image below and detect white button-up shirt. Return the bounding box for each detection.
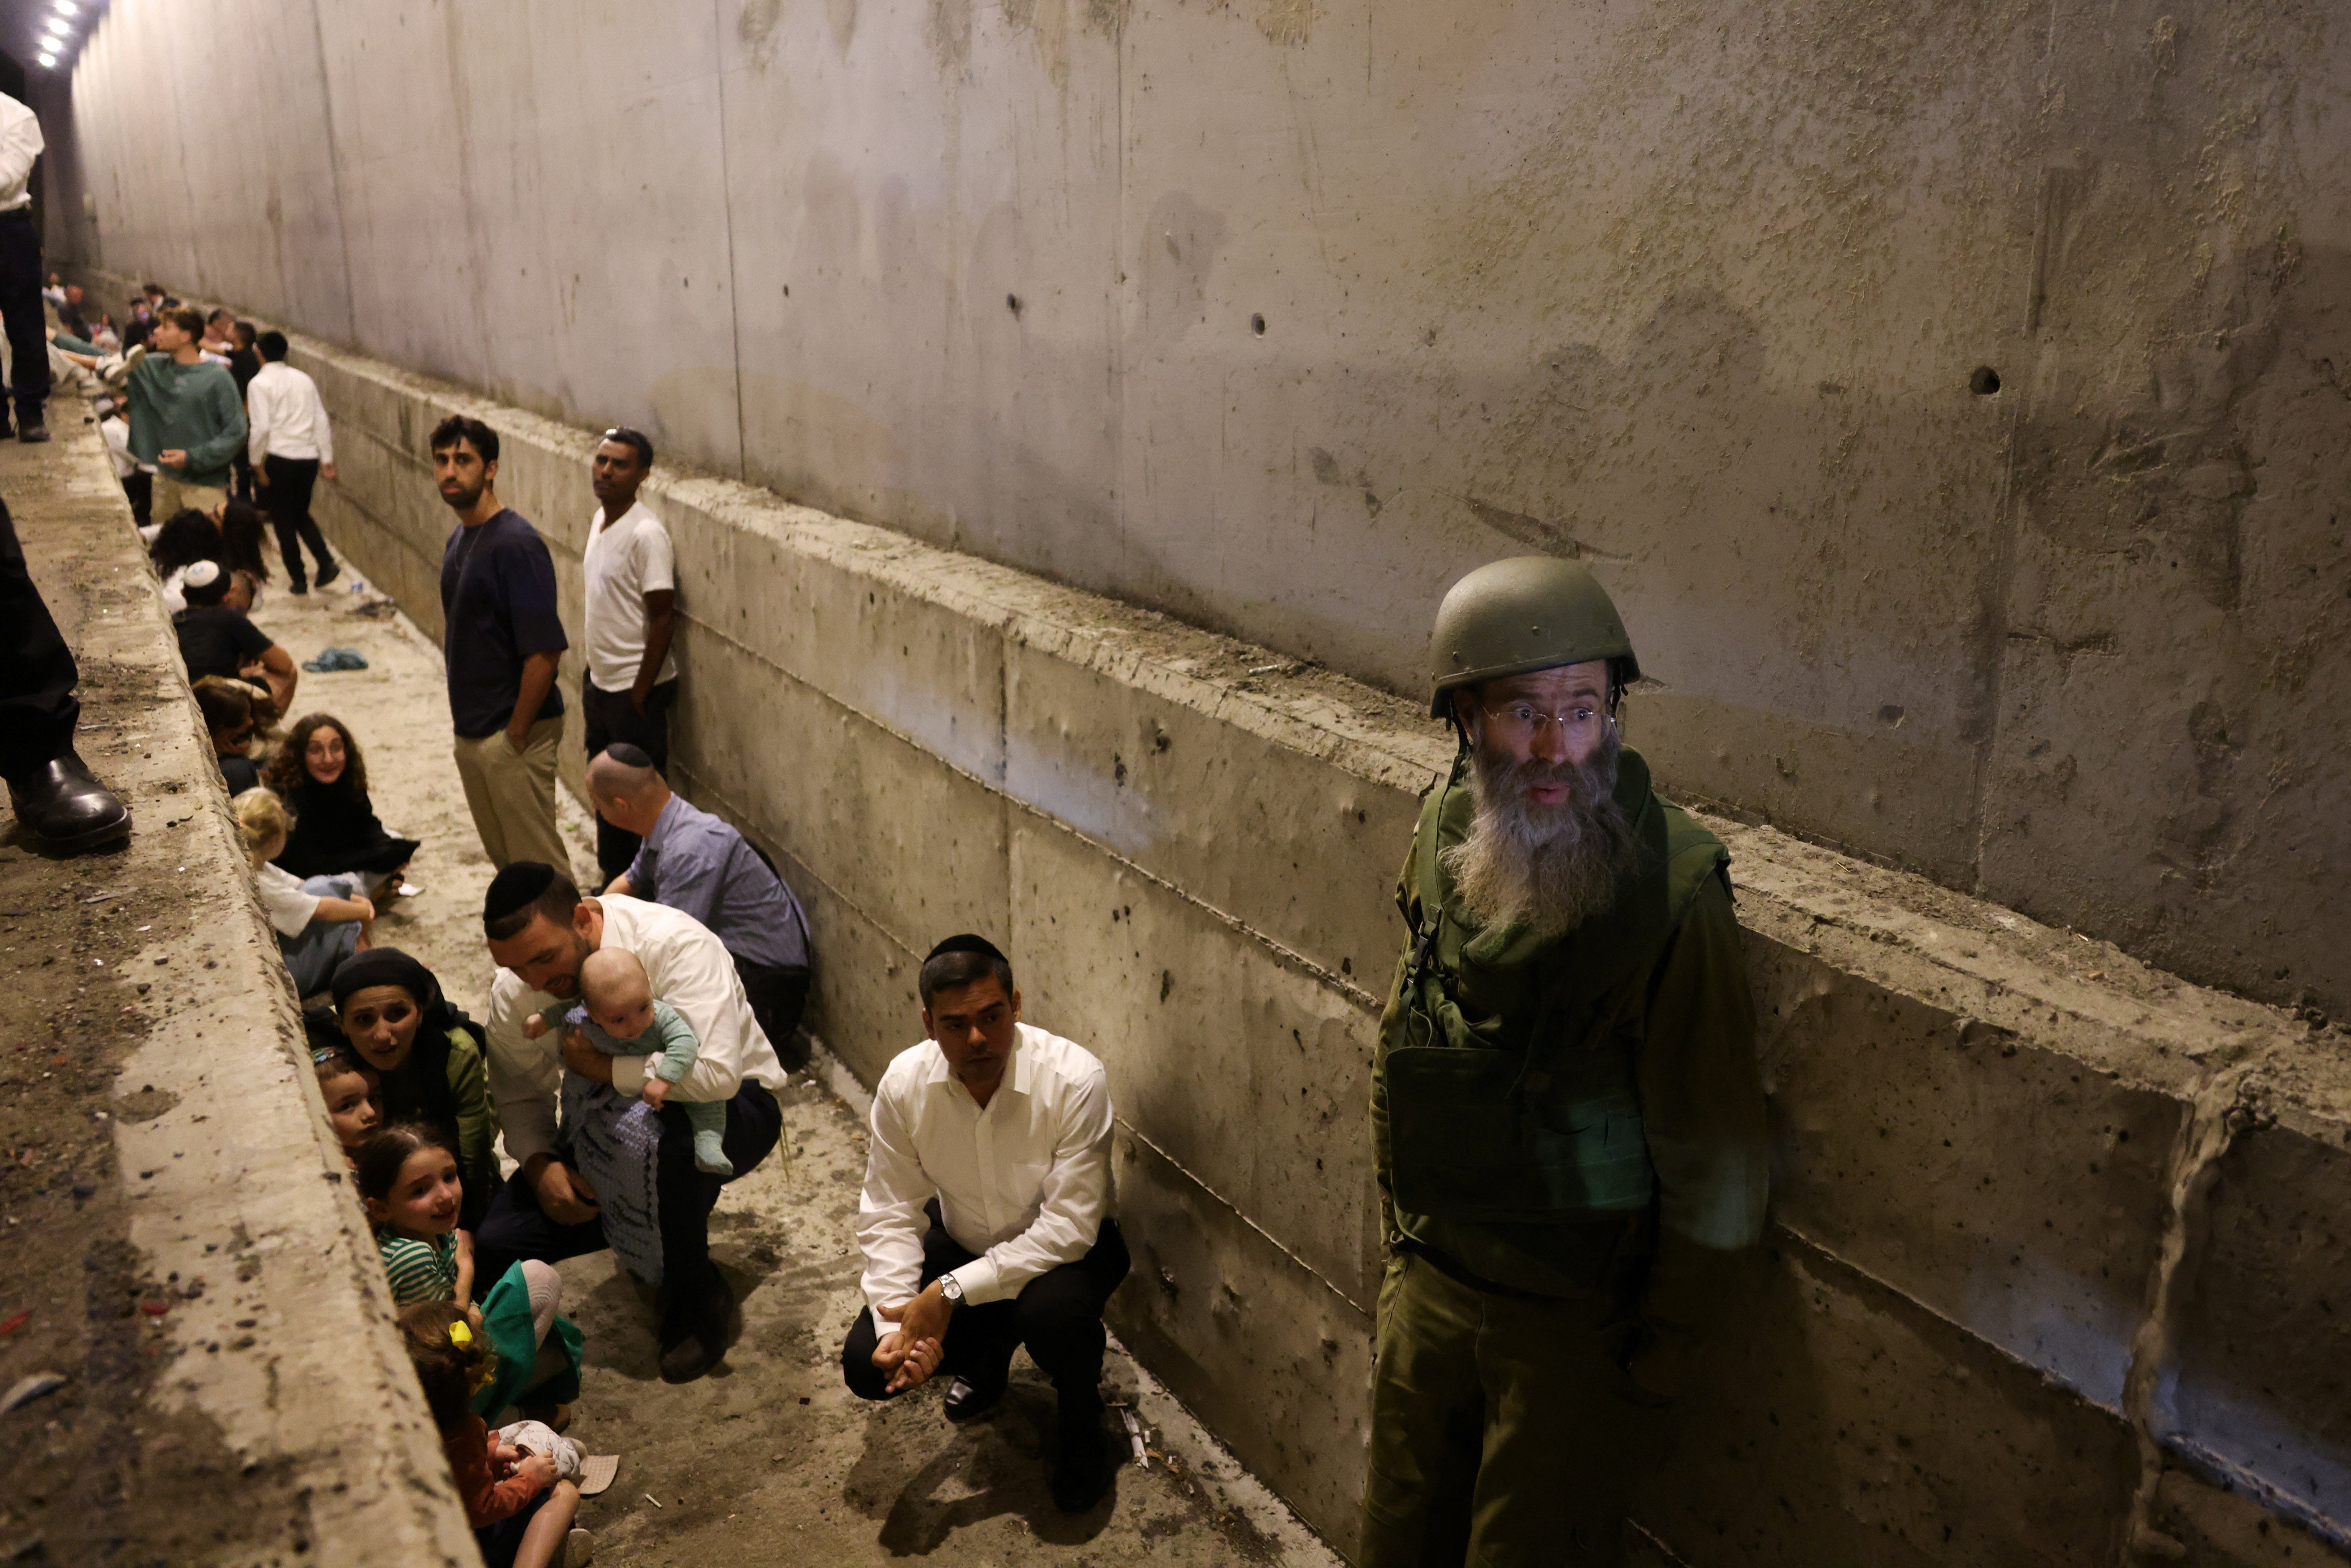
[245,360,335,465]
[485,895,787,1165]
[0,94,41,213]
[858,1022,1114,1334]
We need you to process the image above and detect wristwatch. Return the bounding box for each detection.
[937,1273,964,1306]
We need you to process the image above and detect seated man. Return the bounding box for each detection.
[473,862,786,1383]
[172,560,296,717]
[839,934,1128,1514]
[589,745,815,1069]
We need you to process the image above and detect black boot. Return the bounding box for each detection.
[7,750,129,851]
[1049,1387,1112,1512]
[657,1273,733,1384]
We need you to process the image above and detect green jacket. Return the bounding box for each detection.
[126,356,247,489]
[1372,746,1767,1396]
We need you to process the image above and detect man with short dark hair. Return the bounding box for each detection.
[580,427,677,883]
[172,560,297,717]
[589,744,814,1067]
[0,90,50,442]
[247,329,339,592]
[472,861,787,1383]
[126,307,246,517]
[433,415,572,871]
[839,934,1128,1513]
[56,284,90,342]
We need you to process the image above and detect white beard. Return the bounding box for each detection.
[1440,728,1640,942]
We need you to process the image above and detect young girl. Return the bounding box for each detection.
[395,1302,593,1568]
[310,1043,380,1165]
[358,1126,582,1428]
[234,787,372,997]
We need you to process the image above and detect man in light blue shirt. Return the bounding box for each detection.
[590,744,813,1066]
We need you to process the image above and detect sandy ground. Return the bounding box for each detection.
[241,554,1348,1565]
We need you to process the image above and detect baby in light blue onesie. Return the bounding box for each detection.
[527,947,731,1175]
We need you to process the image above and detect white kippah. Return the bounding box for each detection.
[182,559,222,588]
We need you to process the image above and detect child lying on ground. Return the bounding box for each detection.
[235,787,372,997]
[525,948,730,1176]
[396,1301,593,1568]
[358,1124,581,1429]
[311,1043,380,1166]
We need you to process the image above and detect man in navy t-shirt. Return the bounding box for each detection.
[433,415,573,871]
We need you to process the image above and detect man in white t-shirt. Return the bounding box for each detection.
[580,427,678,884]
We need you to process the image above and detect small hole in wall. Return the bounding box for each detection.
[1250,312,1267,336]
[1007,293,1022,316]
[1969,366,2002,395]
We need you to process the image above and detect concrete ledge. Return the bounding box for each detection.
[0,399,473,1562]
[143,283,2351,1562]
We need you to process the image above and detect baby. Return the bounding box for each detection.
[526,949,729,1175]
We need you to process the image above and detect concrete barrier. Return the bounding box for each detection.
[108,267,2351,1562]
[3,389,475,1562]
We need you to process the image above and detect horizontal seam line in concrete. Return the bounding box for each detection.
[674,611,1390,1017]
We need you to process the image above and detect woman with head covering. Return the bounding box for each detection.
[265,713,421,898]
[330,949,500,1230]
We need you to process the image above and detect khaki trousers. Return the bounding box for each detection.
[451,716,570,871]
[152,474,228,519]
[1361,1250,1669,1568]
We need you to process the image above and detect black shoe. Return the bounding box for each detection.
[7,751,130,852]
[315,560,341,589]
[1049,1393,1113,1513]
[943,1374,1006,1423]
[657,1276,733,1384]
[657,1333,717,1384]
[18,422,48,443]
[288,580,309,595]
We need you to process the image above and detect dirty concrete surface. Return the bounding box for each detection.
[198,526,1352,1564]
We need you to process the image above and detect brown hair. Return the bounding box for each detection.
[310,1043,369,1082]
[395,1300,492,1432]
[165,306,206,338]
[354,1123,451,1208]
[266,713,370,802]
[191,675,256,740]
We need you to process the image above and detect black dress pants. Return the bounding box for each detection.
[0,495,79,780]
[262,455,335,587]
[734,956,810,1071]
[0,211,46,428]
[471,1078,782,1347]
[840,1203,1130,1408]
[581,675,676,883]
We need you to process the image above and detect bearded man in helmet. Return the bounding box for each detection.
[1363,557,1768,1567]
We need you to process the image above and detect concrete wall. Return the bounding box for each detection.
[183,313,2351,1563]
[39,0,2351,1021]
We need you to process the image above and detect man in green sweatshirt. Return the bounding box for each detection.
[1365,557,1768,1568]
[126,306,246,518]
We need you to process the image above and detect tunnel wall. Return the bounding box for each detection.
[106,295,2351,1565]
[38,0,2351,1022]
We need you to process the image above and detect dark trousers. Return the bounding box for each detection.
[122,471,152,526]
[840,1204,1129,1409]
[0,212,46,428]
[472,1078,781,1347]
[735,956,810,1071]
[581,675,677,882]
[0,495,80,780]
[262,455,334,586]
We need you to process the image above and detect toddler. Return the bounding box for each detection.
[311,1043,381,1164]
[396,1302,592,1568]
[235,787,372,996]
[526,948,729,1175]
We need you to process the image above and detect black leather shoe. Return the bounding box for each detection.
[315,560,341,589]
[1049,1395,1113,1513]
[7,751,130,852]
[16,422,48,443]
[657,1276,733,1383]
[942,1374,1005,1423]
[657,1332,717,1384]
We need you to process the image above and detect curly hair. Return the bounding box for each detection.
[217,499,272,583]
[148,509,220,575]
[230,787,290,867]
[395,1300,493,1433]
[265,713,370,801]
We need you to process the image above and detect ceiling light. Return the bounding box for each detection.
[36,54,55,68]
[54,2,79,14]
[43,20,67,36]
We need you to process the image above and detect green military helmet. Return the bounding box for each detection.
[1428,556,1640,719]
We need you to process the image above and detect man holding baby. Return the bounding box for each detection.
[471,860,786,1384]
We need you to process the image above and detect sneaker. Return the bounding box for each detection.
[104,343,144,391]
[315,560,341,589]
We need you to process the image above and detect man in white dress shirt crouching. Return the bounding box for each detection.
[840,934,1130,1512]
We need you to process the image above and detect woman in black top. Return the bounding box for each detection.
[323,949,499,1232]
[266,713,420,897]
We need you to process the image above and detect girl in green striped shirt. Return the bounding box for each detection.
[359,1124,477,1313]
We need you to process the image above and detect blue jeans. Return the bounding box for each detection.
[280,874,361,996]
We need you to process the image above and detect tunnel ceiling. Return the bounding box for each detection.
[0,0,97,84]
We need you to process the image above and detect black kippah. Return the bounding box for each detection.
[604,742,654,768]
[483,861,558,924]
[924,932,1008,965]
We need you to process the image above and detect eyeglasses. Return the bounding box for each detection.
[1479,702,1613,744]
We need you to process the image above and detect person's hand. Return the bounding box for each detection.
[558,1027,612,1082]
[464,1302,484,1333]
[524,1013,549,1040]
[321,463,338,481]
[514,1452,559,1491]
[629,687,650,715]
[641,1077,669,1109]
[527,1157,601,1225]
[503,725,530,754]
[254,467,269,487]
[879,1287,955,1385]
[159,448,188,470]
[351,896,376,923]
[870,1316,944,1394]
